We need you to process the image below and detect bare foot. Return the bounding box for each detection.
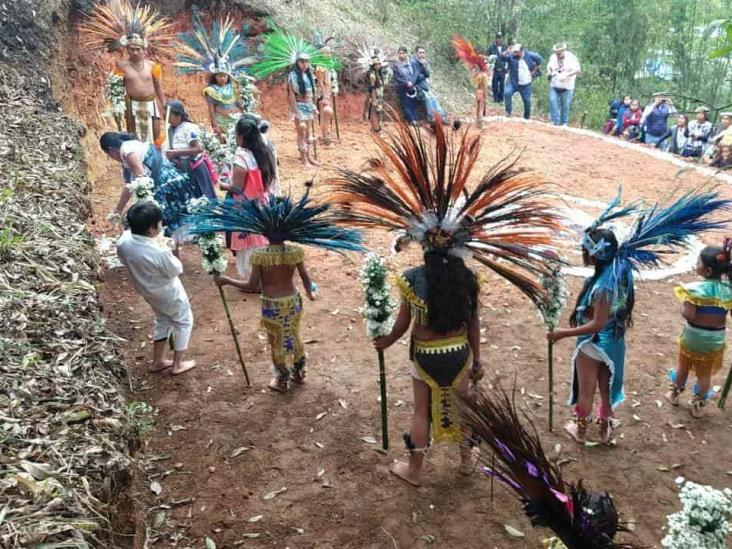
[389,460,420,487]
[150,359,174,373]
[307,158,320,167]
[268,377,289,393]
[171,360,196,375]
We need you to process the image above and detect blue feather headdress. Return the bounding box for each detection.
[182,191,365,253]
[175,12,256,76]
[584,187,732,312]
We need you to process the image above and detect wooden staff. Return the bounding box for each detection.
[332,93,341,140]
[718,363,732,409]
[378,349,389,450]
[310,117,318,160]
[218,286,252,386]
[548,340,555,431]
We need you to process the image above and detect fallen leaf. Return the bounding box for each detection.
[292,527,304,534]
[669,422,685,429]
[584,441,600,448]
[331,308,340,315]
[317,469,325,477]
[655,400,663,409]
[420,534,436,544]
[205,537,216,549]
[315,442,324,449]
[361,436,377,444]
[262,487,287,500]
[656,465,670,472]
[632,414,642,422]
[248,515,263,522]
[504,525,525,538]
[231,447,250,458]
[316,412,327,421]
[394,400,405,407]
[240,533,261,539]
[671,463,684,470]
[554,443,561,454]
[338,399,348,409]
[150,481,162,496]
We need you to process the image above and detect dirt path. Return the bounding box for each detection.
[75,66,732,547]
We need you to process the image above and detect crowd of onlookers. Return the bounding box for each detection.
[603,94,732,169]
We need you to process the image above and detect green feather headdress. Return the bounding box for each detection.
[251,25,341,78]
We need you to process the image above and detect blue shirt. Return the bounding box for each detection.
[392,60,417,92]
[505,50,543,87]
[644,103,671,137]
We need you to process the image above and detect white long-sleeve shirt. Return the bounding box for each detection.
[116,231,190,318]
[547,51,580,90]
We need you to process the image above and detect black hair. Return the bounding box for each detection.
[99,132,136,153]
[235,117,275,190]
[415,45,425,53]
[398,46,408,54]
[126,201,163,235]
[570,228,634,335]
[699,245,732,279]
[424,251,479,333]
[291,64,316,97]
[208,72,231,86]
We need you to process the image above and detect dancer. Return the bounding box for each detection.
[79,0,175,147]
[218,117,275,278]
[101,132,199,238]
[452,35,490,126]
[314,65,335,144]
[165,100,217,199]
[329,116,562,486]
[666,242,732,417]
[365,52,391,133]
[548,189,731,444]
[460,387,639,548]
[251,28,339,167]
[183,189,363,392]
[174,13,256,143]
[116,202,196,376]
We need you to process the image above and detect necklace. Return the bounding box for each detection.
[130,60,146,72]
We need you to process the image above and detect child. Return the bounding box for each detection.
[666,244,732,417]
[116,202,196,375]
[184,191,363,391]
[549,189,730,444]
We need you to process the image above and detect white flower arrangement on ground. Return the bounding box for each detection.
[127,176,157,204]
[538,257,567,330]
[105,73,125,117]
[188,197,228,276]
[662,477,732,549]
[360,253,396,338]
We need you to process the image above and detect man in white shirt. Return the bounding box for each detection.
[503,44,543,119]
[547,43,581,126]
[116,202,196,375]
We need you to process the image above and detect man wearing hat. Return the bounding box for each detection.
[487,32,508,103]
[502,44,543,120]
[366,54,391,132]
[547,43,581,126]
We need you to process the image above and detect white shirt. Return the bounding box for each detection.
[170,121,202,160]
[547,51,580,90]
[116,231,190,318]
[120,140,151,170]
[517,58,532,86]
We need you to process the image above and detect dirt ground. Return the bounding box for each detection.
[62,45,732,548]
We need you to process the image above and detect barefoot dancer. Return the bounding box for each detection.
[667,242,732,418]
[314,65,334,144]
[116,202,196,375]
[79,0,175,147]
[548,189,731,445]
[184,188,363,392]
[452,35,490,126]
[288,53,319,166]
[329,115,562,486]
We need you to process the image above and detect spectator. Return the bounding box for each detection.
[657,113,688,154]
[709,144,732,169]
[641,93,675,146]
[706,111,732,158]
[487,32,508,103]
[392,46,419,124]
[412,46,448,123]
[613,96,632,136]
[682,106,712,159]
[621,99,642,140]
[603,98,623,134]
[547,43,581,126]
[503,44,543,119]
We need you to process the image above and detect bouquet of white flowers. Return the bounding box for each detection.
[329,68,339,96]
[662,477,732,549]
[359,253,395,449]
[199,130,231,169]
[238,74,260,114]
[360,253,396,337]
[127,176,157,204]
[105,73,126,130]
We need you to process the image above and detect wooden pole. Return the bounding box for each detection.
[718,363,732,409]
[332,93,341,140]
[548,340,555,431]
[378,349,389,450]
[218,286,251,386]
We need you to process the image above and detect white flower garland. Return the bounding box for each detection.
[200,130,231,168]
[538,258,567,330]
[127,176,157,205]
[188,197,228,276]
[329,68,339,96]
[360,253,396,338]
[105,73,126,116]
[662,477,732,549]
[238,74,260,114]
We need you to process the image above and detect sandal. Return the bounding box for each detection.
[291,367,307,385]
[268,376,289,393]
[564,414,590,444]
[689,395,706,419]
[596,417,613,445]
[665,383,684,407]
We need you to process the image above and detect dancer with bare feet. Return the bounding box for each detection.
[116,202,196,376]
[184,186,363,392]
[288,53,319,166]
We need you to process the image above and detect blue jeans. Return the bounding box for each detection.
[549,87,574,125]
[644,133,664,146]
[492,71,505,102]
[504,81,532,119]
[397,89,418,123]
[423,91,446,122]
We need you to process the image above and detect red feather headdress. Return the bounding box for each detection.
[452,34,488,73]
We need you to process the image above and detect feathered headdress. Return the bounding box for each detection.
[250,26,341,78]
[452,35,488,72]
[78,0,175,58]
[182,189,364,253]
[583,187,732,310]
[175,12,256,76]
[327,116,563,306]
[460,387,639,549]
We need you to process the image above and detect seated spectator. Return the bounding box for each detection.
[621,99,642,141]
[704,111,732,160]
[613,96,631,136]
[682,106,712,159]
[392,46,419,124]
[709,144,732,169]
[412,46,448,123]
[657,113,688,154]
[603,98,623,134]
[642,93,675,146]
